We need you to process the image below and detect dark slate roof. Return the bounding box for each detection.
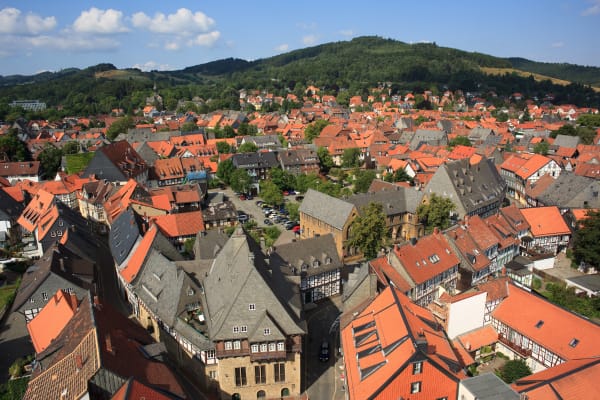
[82,140,147,181]
[202,228,305,341]
[347,187,424,215]
[0,187,24,220]
[460,373,519,399]
[277,149,320,167]
[134,142,161,167]
[299,189,356,230]
[109,208,141,266]
[194,229,229,260]
[231,151,279,169]
[409,129,448,150]
[553,134,580,148]
[270,234,342,277]
[536,172,600,209]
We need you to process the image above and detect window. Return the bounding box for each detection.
[234,367,247,386]
[412,361,423,374]
[260,343,268,352]
[249,303,256,311]
[241,325,247,333]
[233,340,241,350]
[274,363,285,382]
[410,381,421,394]
[233,326,239,333]
[535,320,544,328]
[30,298,35,303]
[42,292,48,301]
[569,338,579,348]
[255,365,266,384]
[225,341,232,350]
[251,344,259,353]
[209,370,217,380]
[268,342,276,352]
[277,342,285,351]
[206,350,215,359]
[264,328,271,335]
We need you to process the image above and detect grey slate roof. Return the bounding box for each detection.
[194,229,229,260]
[536,172,600,209]
[202,228,305,341]
[0,188,23,221]
[553,134,580,148]
[231,151,279,169]
[299,189,356,230]
[460,373,520,400]
[565,274,600,293]
[347,187,423,215]
[270,234,342,277]
[409,129,448,150]
[109,208,141,266]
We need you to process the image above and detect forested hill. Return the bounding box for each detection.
[1,36,599,117]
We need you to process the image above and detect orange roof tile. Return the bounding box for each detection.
[121,224,157,283]
[153,210,205,238]
[27,290,78,353]
[520,206,570,237]
[457,325,498,351]
[492,283,600,360]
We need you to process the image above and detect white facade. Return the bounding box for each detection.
[446,291,486,339]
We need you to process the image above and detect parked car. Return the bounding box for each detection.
[285,221,299,230]
[263,219,273,226]
[319,341,330,362]
[237,214,249,223]
[239,194,246,200]
[255,200,263,206]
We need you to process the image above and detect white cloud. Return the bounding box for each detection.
[582,0,600,15]
[132,8,215,35]
[73,7,128,34]
[132,61,172,72]
[0,7,56,35]
[275,43,289,52]
[339,29,354,37]
[187,31,220,47]
[26,35,119,51]
[165,41,180,51]
[551,41,565,48]
[302,34,318,46]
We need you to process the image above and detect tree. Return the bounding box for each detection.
[353,170,377,193]
[181,121,198,132]
[223,125,236,138]
[216,158,235,184]
[341,148,361,168]
[304,119,330,143]
[573,210,600,270]
[269,167,296,191]
[0,132,29,161]
[61,141,80,155]
[448,136,472,147]
[347,202,387,259]
[577,114,600,127]
[37,143,63,179]
[498,359,532,383]
[295,173,321,193]
[417,193,456,234]
[237,142,258,153]
[285,202,300,221]
[230,169,253,194]
[260,180,284,206]
[384,168,414,185]
[106,116,134,140]
[533,141,550,155]
[317,146,334,173]
[216,141,233,154]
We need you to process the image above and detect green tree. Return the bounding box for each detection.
[448,136,472,147]
[317,146,334,173]
[183,237,195,257]
[285,202,300,221]
[533,141,550,155]
[0,132,29,161]
[216,158,235,184]
[61,141,80,155]
[417,193,456,234]
[216,141,233,154]
[181,121,198,132]
[577,114,600,127]
[295,173,321,193]
[304,119,330,143]
[106,116,134,140]
[341,148,361,168]
[260,180,284,206]
[384,168,414,185]
[223,125,236,138]
[347,202,387,259]
[498,359,532,383]
[230,169,253,194]
[37,143,63,179]
[238,142,258,153]
[269,167,296,191]
[353,169,377,193]
[573,210,600,270]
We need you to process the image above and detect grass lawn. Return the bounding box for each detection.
[0,280,19,312]
[65,152,95,174]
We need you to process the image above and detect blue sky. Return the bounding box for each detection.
[1,0,599,76]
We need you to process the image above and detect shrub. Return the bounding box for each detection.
[498,359,532,383]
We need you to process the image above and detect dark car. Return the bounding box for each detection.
[263,218,273,226]
[319,341,330,362]
[237,214,249,223]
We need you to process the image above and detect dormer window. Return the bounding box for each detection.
[249,303,256,311]
[569,338,579,347]
[535,320,544,328]
[264,328,271,336]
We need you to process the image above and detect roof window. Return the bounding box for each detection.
[535,320,544,328]
[569,338,579,347]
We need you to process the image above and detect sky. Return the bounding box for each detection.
[1,0,599,76]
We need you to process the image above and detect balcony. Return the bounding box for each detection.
[498,334,532,357]
[250,350,287,362]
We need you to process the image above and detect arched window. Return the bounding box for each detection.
[232,394,241,400]
[281,388,290,397]
[257,390,266,399]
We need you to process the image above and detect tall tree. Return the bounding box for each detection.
[498,359,532,383]
[106,116,134,140]
[341,147,361,168]
[304,119,330,143]
[237,142,258,153]
[216,158,235,184]
[269,167,296,191]
[317,146,334,173]
[216,141,233,154]
[260,180,284,206]
[347,202,387,259]
[37,143,63,179]
[417,193,456,234]
[353,169,377,193]
[230,169,253,194]
[573,210,600,269]
[0,132,29,161]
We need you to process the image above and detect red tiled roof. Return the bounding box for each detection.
[153,210,205,238]
[27,290,78,353]
[492,283,600,360]
[520,206,570,237]
[457,325,498,351]
[369,256,412,292]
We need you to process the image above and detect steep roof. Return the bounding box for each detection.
[492,283,600,360]
[153,211,205,238]
[270,234,342,277]
[27,290,79,353]
[202,228,304,341]
[347,186,423,215]
[299,189,356,230]
[520,206,571,237]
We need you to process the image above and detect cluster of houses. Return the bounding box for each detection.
[1,86,600,400]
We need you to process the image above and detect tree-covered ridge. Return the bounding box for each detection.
[509,57,600,87]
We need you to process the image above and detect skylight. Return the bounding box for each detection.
[359,361,386,381]
[569,338,579,348]
[355,330,378,347]
[353,321,375,335]
[535,320,544,328]
[357,344,382,359]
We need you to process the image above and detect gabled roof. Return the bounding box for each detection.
[109,208,142,266]
[492,283,600,360]
[202,228,304,341]
[17,188,55,232]
[27,289,78,353]
[270,234,342,277]
[342,286,462,400]
[299,189,356,230]
[520,206,571,237]
[0,160,40,178]
[500,153,555,180]
[120,223,158,284]
[347,187,424,215]
[153,210,205,238]
[513,357,600,399]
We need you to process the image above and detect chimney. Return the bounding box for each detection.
[105,334,115,355]
[59,258,66,272]
[75,354,83,371]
